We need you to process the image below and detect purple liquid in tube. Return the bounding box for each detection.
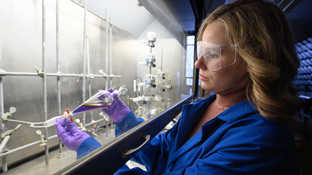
[72,90,115,114]
[72,103,109,114]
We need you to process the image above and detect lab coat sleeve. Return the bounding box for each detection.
[76,137,102,159]
[127,121,179,174]
[113,130,177,175]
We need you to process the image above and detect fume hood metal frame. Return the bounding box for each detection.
[0,0,121,172]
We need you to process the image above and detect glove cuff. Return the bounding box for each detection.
[76,137,101,159]
[115,111,144,137]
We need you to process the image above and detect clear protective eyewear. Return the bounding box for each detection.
[197,41,237,71]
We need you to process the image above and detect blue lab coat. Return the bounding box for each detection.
[78,94,300,174]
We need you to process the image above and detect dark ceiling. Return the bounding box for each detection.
[286,0,312,41]
[164,0,312,42]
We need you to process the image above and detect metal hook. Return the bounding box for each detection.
[33,65,44,77]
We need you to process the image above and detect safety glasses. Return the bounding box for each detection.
[197,41,237,71]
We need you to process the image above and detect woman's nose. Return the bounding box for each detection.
[194,55,207,70]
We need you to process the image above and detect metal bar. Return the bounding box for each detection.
[92,74,121,78]
[0,72,38,76]
[84,118,105,127]
[56,0,61,116]
[0,46,7,172]
[282,0,295,12]
[56,0,64,157]
[108,15,114,132]
[108,16,114,135]
[82,0,87,126]
[47,73,82,77]
[105,10,109,90]
[299,95,312,100]
[277,0,285,7]
[0,136,10,153]
[0,135,58,158]
[5,119,35,125]
[69,0,124,32]
[181,37,186,90]
[109,16,113,89]
[86,37,94,122]
[0,71,121,78]
[42,0,49,166]
[106,121,108,137]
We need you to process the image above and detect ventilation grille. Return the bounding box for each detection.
[293,37,312,98]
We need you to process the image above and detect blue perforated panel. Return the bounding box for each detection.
[293,37,312,98]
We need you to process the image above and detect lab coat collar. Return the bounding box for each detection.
[217,100,258,123]
[194,94,258,124]
[168,96,216,165]
[173,96,215,150]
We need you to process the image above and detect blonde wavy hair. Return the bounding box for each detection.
[198,0,302,130]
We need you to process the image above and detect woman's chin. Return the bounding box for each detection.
[200,83,212,91]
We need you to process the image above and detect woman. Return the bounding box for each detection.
[56,0,302,174]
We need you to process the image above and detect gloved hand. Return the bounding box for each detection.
[55,118,90,151]
[102,88,130,123]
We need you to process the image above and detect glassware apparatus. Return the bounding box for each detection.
[72,90,120,114]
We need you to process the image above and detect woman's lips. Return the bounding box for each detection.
[199,74,209,81]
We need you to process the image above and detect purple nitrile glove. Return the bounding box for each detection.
[55,118,90,151]
[102,88,130,123]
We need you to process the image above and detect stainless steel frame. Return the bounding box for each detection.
[0,0,122,172]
